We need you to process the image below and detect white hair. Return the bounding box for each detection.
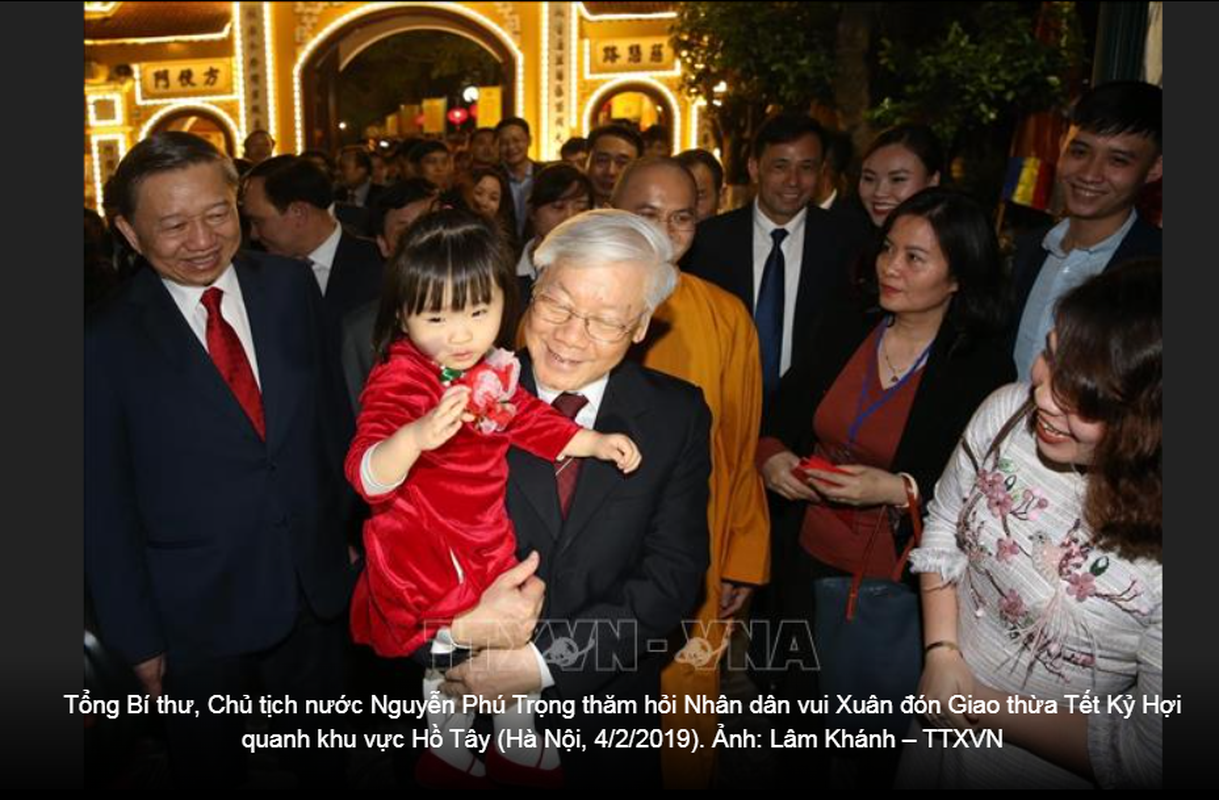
[532,209,678,310]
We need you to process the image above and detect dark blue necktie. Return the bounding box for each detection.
[756,227,788,398]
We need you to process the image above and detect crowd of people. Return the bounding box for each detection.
[84,80,1162,789]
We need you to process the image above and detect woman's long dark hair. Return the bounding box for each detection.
[852,187,1009,345]
[1048,258,1162,561]
[450,167,516,243]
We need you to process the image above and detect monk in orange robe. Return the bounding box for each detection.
[615,158,770,788]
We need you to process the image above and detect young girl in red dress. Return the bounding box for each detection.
[345,209,640,786]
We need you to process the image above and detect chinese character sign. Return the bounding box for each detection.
[140,60,233,99]
[590,37,675,74]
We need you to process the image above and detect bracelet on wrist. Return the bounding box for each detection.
[924,640,961,657]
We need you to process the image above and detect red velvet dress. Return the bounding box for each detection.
[345,339,580,657]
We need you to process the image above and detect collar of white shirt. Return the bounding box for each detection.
[533,370,610,429]
[307,217,343,272]
[161,261,242,318]
[159,262,262,385]
[818,189,838,210]
[753,198,808,241]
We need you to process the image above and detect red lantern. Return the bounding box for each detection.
[447,108,469,125]
[469,103,479,119]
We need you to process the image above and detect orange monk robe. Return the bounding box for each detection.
[630,271,771,788]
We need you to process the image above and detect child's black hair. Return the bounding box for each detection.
[373,208,517,361]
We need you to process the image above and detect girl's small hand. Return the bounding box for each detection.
[807,464,906,507]
[598,433,641,473]
[409,385,471,451]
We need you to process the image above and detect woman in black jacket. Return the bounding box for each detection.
[757,187,1014,786]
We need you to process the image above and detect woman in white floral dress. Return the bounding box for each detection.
[898,260,1162,788]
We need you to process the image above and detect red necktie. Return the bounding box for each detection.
[201,287,266,440]
[552,392,588,519]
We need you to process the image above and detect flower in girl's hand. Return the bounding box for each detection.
[455,348,521,433]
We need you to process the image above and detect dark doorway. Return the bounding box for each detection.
[300,8,515,153]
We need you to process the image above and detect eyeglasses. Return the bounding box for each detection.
[635,208,697,232]
[530,291,641,343]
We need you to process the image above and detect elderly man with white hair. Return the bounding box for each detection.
[439,210,713,789]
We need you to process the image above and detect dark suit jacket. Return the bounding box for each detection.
[335,181,385,210]
[339,298,378,413]
[323,229,384,324]
[763,300,1016,552]
[682,202,869,371]
[334,202,374,238]
[825,191,874,236]
[506,356,712,787]
[1009,213,1162,345]
[85,253,356,666]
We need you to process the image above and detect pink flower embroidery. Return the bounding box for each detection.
[999,589,1025,623]
[996,537,1020,563]
[979,469,1014,518]
[1068,653,1096,668]
[1061,541,1087,573]
[988,492,1013,517]
[1067,572,1096,601]
[1020,488,1050,521]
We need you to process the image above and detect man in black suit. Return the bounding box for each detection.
[337,145,385,208]
[242,154,384,324]
[439,210,712,788]
[682,113,867,401]
[87,133,355,786]
[1010,80,1162,377]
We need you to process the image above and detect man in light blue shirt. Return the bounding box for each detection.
[1011,81,1162,377]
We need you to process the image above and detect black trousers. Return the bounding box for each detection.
[160,599,350,788]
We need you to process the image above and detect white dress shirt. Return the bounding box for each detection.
[751,200,808,376]
[161,263,262,388]
[306,218,343,295]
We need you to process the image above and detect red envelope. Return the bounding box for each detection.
[792,454,850,485]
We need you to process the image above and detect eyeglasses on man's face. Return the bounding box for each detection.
[530,290,641,343]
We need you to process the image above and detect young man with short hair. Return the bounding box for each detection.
[1011,81,1163,378]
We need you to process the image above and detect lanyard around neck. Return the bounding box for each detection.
[847,320,933,447]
